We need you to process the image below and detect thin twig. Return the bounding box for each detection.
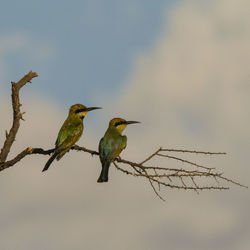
[157,153,214,170]
[161,149,226,155]
[139,148,161,164]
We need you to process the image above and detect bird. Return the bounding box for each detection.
[42,104,101,172]
[97,117,140,182]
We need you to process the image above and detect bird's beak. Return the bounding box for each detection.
[125,121,140,125]
[85,107,102,112]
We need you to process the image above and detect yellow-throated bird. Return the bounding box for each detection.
[97,118,140,182]
[42,104,101,172]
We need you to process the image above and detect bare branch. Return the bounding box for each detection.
[161,149,226,155]
[0,71,38,163]
[139,148,161,164]
[156,152,215,170]
[113,161,166,201]
[0,143,247,200]
[0,71,247,201]
[70,146,248,197]
[0,147,54,171]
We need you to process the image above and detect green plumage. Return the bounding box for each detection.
[43,104,100,172]
[98,125,127,182]
[54,114,83,160]
[97,118,139,182]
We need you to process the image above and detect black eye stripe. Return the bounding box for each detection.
[115,121,126,127]
[75,108,86,114]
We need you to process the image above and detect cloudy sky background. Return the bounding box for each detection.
[0,0,249,249]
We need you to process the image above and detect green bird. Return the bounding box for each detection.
[97,117,140,182]
[42,104,101,172]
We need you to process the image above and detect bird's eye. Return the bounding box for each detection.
[75,109,84,114]
[115,121,124,127]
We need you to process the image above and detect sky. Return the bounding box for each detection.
[0,0,250,250]
[0,0,175,107]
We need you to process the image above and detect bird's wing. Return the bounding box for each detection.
[56,122,83,150]
[99,135,127,164]
[98,137,106,164]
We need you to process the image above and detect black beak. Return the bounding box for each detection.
[85,107,102,112]
[125,121,140,125]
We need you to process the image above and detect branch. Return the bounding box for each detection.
[0,147,54,171]
[73,146,248,200]
[0,71,38,163]
[0,71,247,201]
[0,144,247,201]
[160,148,227,155]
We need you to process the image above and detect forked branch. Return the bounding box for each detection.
[0,71,247,201]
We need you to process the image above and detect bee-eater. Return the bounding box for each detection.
[97,118,140,182]
[42,104,101,172]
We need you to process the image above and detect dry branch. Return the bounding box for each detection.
[0,71,247,201]
[0,71,38,162]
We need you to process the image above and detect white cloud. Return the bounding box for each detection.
[112,0,250,150]
[102,0,250,249]
[0,0,250,250]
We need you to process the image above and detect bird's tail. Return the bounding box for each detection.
[42,151,59,172]
[97,162,110,183]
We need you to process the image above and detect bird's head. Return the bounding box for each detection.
[69,104,101,120]
[109,117,140,133]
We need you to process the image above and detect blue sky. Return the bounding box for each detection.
[0,0,177,108]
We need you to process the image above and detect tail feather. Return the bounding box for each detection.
[42,151,59,172]
[56,148,68,161]
[97,162,110,183]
